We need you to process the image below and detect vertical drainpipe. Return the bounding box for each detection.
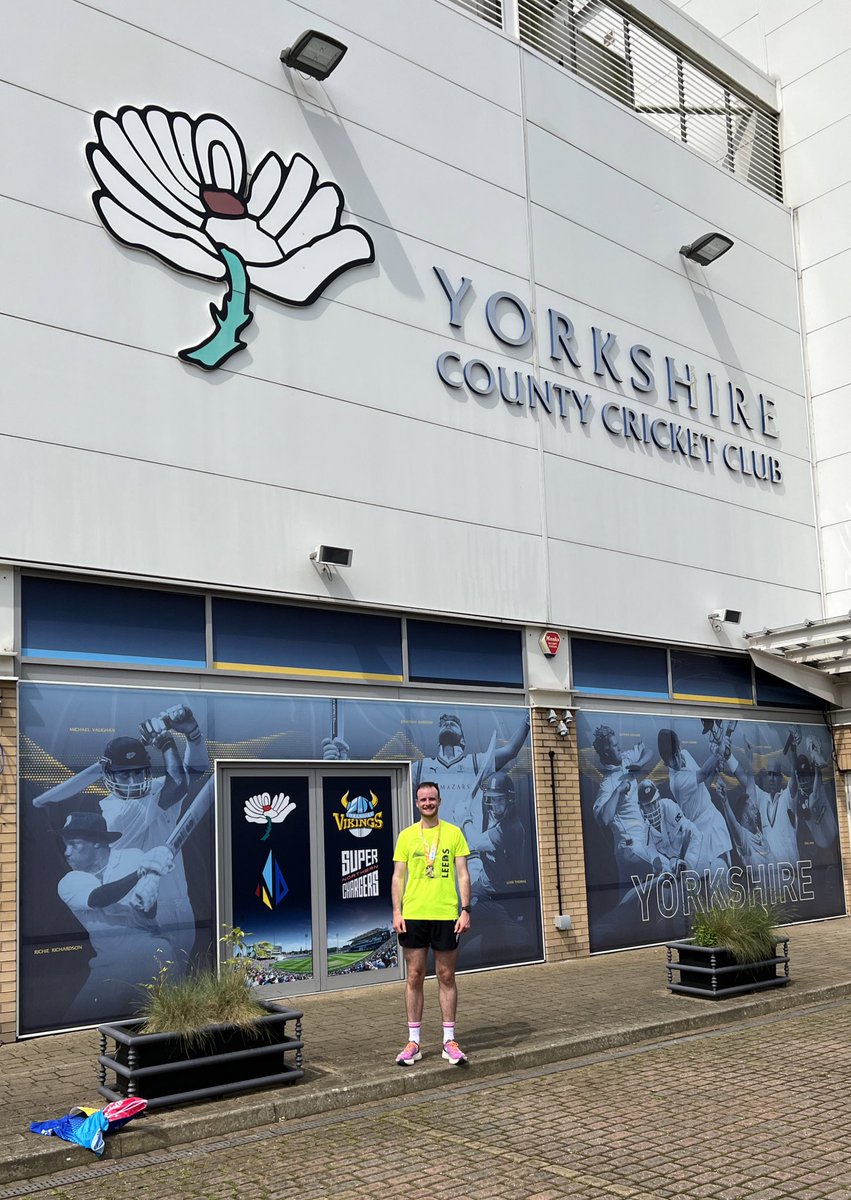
[548,748,564,916]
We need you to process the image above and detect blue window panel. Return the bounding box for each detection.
[671,649,753,704]
[22,577,206,667]
[213,598,403,682]
[754,667,823,710]
[571,638,669,699]
[407,620,523,687]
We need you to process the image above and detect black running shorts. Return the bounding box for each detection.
[398,919,459,953]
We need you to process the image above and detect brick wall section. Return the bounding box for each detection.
[0,680,16,1037]
[530,708,590,960]
[831,726,851,914]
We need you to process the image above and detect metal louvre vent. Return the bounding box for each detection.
[519,0,781,199]
[446,0,782,200]
[448,0,503,26]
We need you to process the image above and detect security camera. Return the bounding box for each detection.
[547,709,558,725]
[708,608,741,624]
[311,545,353,568]
[708,608,742,631]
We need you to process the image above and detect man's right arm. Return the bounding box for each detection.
[391,860,407,934]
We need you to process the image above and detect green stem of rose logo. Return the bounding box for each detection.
[179,247,252,370]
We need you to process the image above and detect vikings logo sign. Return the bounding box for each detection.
[86,106,375,370]
[333,791,383,839]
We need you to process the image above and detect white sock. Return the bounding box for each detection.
[408,1023,421,1044]
[443,1023,455,1044]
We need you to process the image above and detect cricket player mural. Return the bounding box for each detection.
[577,709,845,953]
[19,683,542,1035]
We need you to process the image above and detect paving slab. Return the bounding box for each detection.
[2,916,849,1185]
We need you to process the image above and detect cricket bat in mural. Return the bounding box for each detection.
[129,778,214,912]
[32,761,104,806]
[165,776,215,856]
[331,698,345,746]
[324,698,347,759]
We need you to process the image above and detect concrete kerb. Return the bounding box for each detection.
[6,977,851,1187]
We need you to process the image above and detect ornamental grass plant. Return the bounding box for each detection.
[689,900,781,964]
[136,927,267,1047]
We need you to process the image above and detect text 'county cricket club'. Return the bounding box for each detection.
[333,791,383,838]
[86,106,375,370]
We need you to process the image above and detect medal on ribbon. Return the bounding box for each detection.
[420,822,439,878]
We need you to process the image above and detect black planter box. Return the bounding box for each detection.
[666,937,790,999]
[97,1002,304,1110]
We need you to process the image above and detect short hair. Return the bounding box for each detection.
[416,780,441,800]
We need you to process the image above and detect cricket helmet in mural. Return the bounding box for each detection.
[100,736,153,800]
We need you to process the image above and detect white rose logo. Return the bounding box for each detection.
[244,791,296,841]
[86,105,375,370]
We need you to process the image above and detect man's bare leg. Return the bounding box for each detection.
[404,947,428,1022]
[434,948,467,1063]
[434,948,458,1024]
[396,946,427,1065]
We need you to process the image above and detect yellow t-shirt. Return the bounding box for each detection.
[393,820,470,920]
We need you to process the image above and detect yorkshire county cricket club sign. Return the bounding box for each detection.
[86,106,375,370]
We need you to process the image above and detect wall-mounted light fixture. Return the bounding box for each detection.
[280,30,348,80]
[310,544,353,579]
[708,607,742,633]
[680,231,734,265]
[547,709,558,725]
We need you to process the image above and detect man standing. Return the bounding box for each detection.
[391,781,471,1067]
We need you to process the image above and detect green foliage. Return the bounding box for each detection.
[690,900,781,964]
[136,926,267,1046]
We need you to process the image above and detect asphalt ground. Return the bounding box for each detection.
[2,917,851,1187]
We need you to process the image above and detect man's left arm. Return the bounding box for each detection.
[454,856,471,934]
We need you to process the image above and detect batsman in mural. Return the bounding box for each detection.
[25,701,214,1027]
[578,711,845,952]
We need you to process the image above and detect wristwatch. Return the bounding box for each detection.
[461,905,472,914]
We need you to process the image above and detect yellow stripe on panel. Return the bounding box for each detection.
[213,661,404,683]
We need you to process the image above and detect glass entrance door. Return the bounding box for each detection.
[217,763,407,994]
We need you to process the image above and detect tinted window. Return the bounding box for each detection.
[754,666,823,710]
[671,650,753,704]
[22,577,206,667]
[213,598,403,681]
[571,638,669,699]
[407,620,523,687]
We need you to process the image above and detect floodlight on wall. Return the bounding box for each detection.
[680,232,734,265]
[280,30,348,80]
[310,544,353,579]
[708,608,742,633]
[547,709,558,725]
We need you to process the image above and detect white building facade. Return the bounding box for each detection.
[2,0,848,1037]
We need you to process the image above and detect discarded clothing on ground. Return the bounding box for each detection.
[30,1097,147,1156]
